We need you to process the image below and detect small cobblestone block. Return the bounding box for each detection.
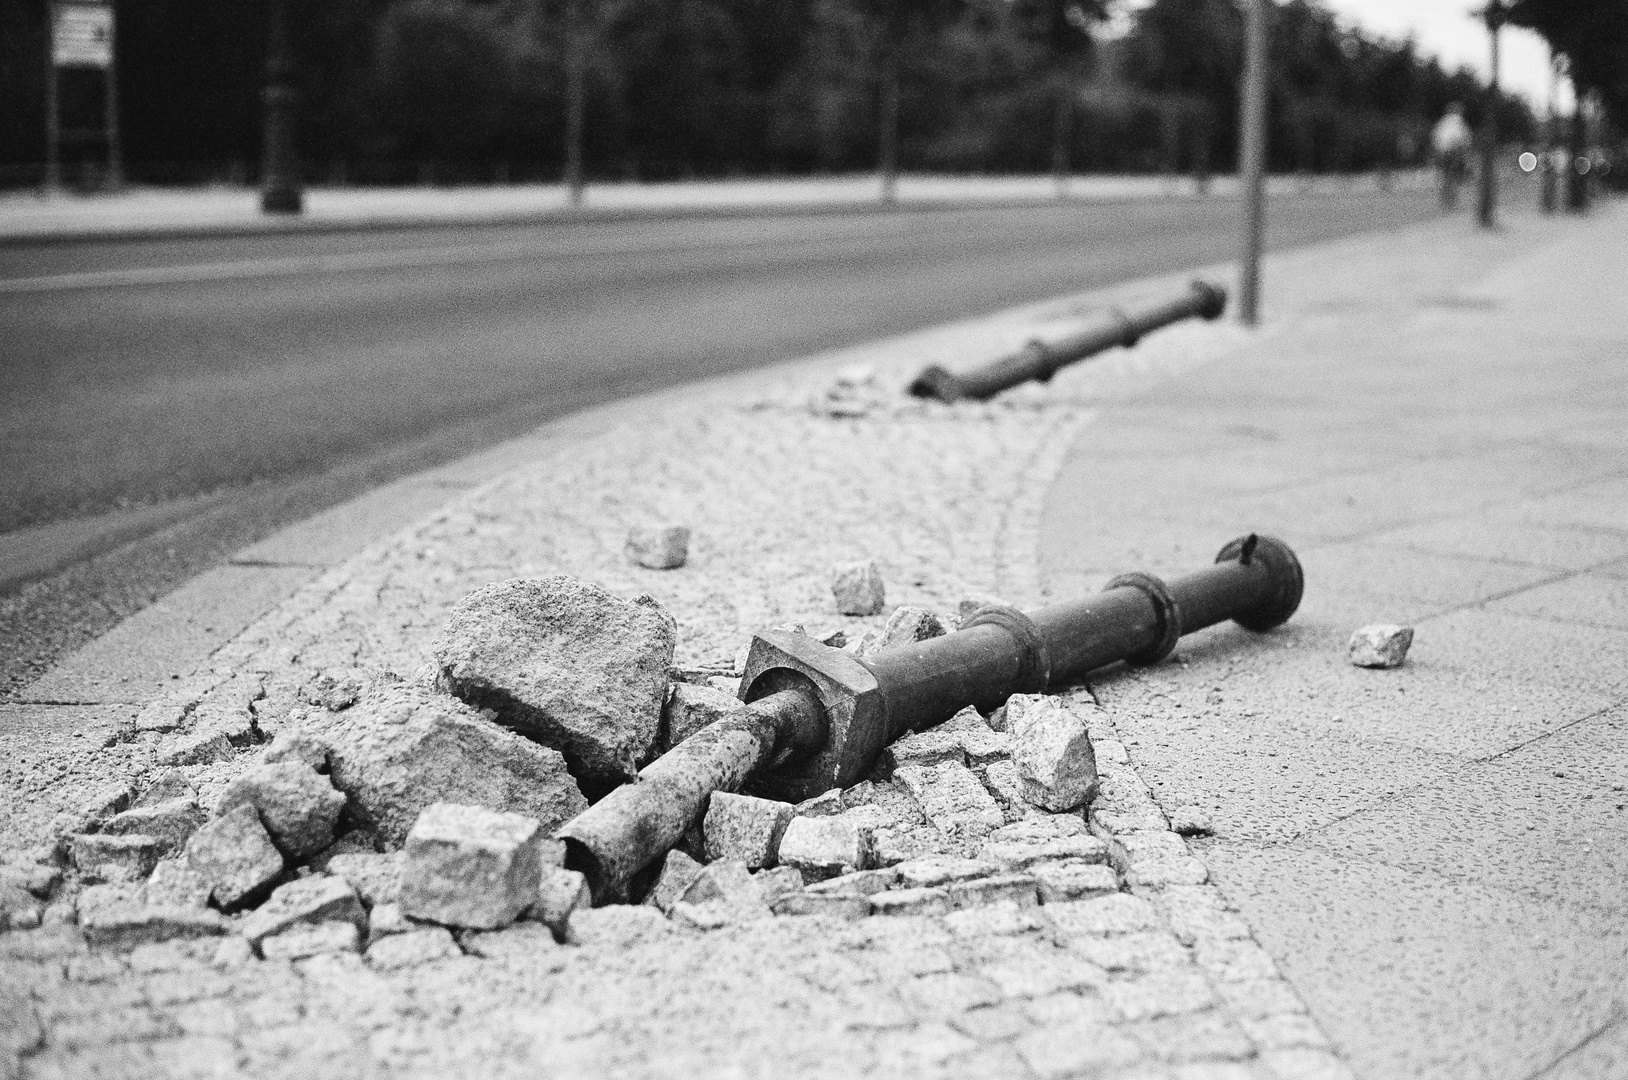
[771,891,872,919]
[1033,862,1119,903]
[831,560,885,615]
[946,874,1037,910]
[870,886,951,917]
[871,606,947,652]
[212,935,255,966]
[216,762,347,859]
[461,921,561,961]
[101,799,207,857]
[881,730,966,773]
[71,834,164,884]
[130,769,196,808]
[399,803,546,930]
[642,849,704,913]
[777,817,876,881]
[565,904,675,948]
[703,792,796,869]
[143,859,212,909]
[260,921,361,961]
[530,866,592,934]
[366,902,412,944]
[977,759,1033,822]
[323,852,402,908]
[676,859,764,910]
[240,876,366,947]
[895,762,1005,840]
[941,708,1011,765]
[1158,885,1253,947]
[1071,930,1191,974]
[804,868,899,896]
[944,900,1051,940]
[662,682,740,751]
[894,856,997,889]
[261,729,332,772]
[981,835,1108,870]
[184,805,285,911]
[1348,623,1414,668]
[753,866,804,906]
[1007,694,1098,811]
[1046,893,1161,938]
[366,926,462,969]
[990,816,1086,843]
[1092,739,1130,766]
[626,524,690,569]
[0,883,41,931]
[78,905,229,950]
[793,788,844,817]
[156,728,236,768]
[1091,766,1170,834]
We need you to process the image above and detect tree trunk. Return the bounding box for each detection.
[878,43,900,205]
[1051,76,1072,198]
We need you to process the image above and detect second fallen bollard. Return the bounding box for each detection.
[908,279,1228,402]
[558,533,1300,902]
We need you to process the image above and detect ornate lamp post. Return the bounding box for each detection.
[1475,0,1507,229]
[260,0,302,215]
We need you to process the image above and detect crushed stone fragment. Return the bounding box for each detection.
[1348,624,1414,668]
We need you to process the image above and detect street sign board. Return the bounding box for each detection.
[52,1,114,69]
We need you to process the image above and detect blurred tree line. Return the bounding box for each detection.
[1,0,1541,186]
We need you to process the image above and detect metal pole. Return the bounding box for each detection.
[1236,0,1269,326]
[105,3,122,189]
[1567,79,1588,212]
[260,0,302,214]
[44,2,61,194]
[1476,2,1503,229]
[877,42,900,205]
[564,0,585,207]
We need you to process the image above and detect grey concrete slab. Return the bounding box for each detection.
[1369,516,1628,573]
[1492,705,1628,796]
[18,564,315,704]
[1296,540,1560,618]
[1482,572,1628,631]
[1301,757,1628,915]
[1203,840,1628,1080]
[1488,476,1628,534]
[231,477,462,567]
[1540,1015,1628,1080]
[1408,607,1628,701]
[0,703,141,856]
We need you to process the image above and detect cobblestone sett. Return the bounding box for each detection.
[882,730,966,772]
[1102,967,1219,1021]
[892,856,995,889]
[78,906,228,951]
[1124,1007,1257,1064]
[975,760,1033,822]
[776,816,876,881]
[1240,1011,1335,1053]
[894,762,1005,842]
[703,791,795,868]
[399,803,546,930]
[240,876,365,947]
[216,762,346,859]
[1157,885,1254,946]
[870,887,951,917]
[1033,861,1119,902]
[945,873,1037,910]
[1260,1047,1359,1080]
[942,899,1052,939]
[661,682,740,751]
[771,892,872,920]
[981,834,1107,870]
[322,852,402,909]
[1046,893,1163,938]
[100,800,207,858]
[1213,978,1309,1020]
[261,920,363,961]
[183,804,284,911]
[978,949,1107,997]
[1194,937,1283,983]
[1015,1021,1144,1079]
[364,926,462,969]
[71,834,163,884]
[1091,765,1170,835]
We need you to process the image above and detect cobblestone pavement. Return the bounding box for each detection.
[1041,202,1628,1078]
[0,252,1366,1078]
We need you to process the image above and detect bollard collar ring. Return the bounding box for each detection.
[960,604,1052,695]
[1103,571,1183,666]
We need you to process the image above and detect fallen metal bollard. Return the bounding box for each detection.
[559,533,1300,902]
[907,279,1227,402]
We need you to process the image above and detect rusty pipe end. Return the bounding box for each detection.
[907,364,965,402]
[1215,533,1303,631]
[1192,280,1229,320]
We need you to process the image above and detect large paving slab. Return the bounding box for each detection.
[1042,202,1628,1078]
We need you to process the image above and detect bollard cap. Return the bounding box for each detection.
[1216,533,1303,631]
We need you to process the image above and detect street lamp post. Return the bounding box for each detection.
[260,0,302,215]
[1475,0,1506,229]
[1235,0,1269,326]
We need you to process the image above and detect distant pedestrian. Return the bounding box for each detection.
[1432,103,1472,210]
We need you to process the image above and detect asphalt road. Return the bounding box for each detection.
[1,190,1440,692]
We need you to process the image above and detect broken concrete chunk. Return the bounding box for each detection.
[895,762,1005,840]
[882,730,966,774]
[893,856,996,890]
[626,525,690,570]
[662,683,741,751]
[530,866,592,935]
[1348,624,1414,668]
[433,576,676,782]
[99,799,201,854]
[155,729,235,768]
[261,729,331,772]
[703,792,795,869]
[871,606,947,653]
[324,852,402,908]
[260,920,361,961]
[216,763,346,859]
[71,834,163,884]
[831,561,885,616]
[239,876,365,946]
[776,817,877,882]
[143,859,212,909]
[131,769,197,808]
[399,803,545,931]
[771,892,872,920]
[309,682,587,848]
[1007,694,1098,812]
[183,804,286,911]
[1034,862,1119,903]
[366,926,462,969]
[298,670,365,713]
[642,850,704,913]
[78,905,229,950]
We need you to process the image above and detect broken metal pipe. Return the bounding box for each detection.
[559,533,1300,903]
[907,279,1227,402]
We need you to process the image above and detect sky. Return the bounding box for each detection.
[1319,0,1571,112]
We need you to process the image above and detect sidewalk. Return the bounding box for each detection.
[0,171,1429,243]
[1040,202,1628,1077]
[1,198,1617,1080]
